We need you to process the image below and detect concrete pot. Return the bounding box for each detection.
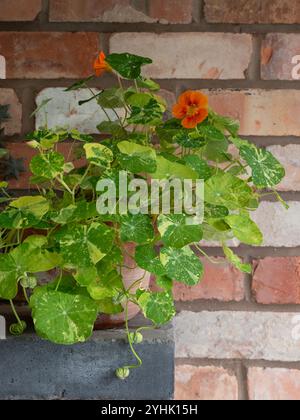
[0,321,174,400]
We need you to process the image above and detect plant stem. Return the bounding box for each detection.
[9,300,22,326]
[194,244,224,265]
[23,287,30,304]
[123,300,143,370]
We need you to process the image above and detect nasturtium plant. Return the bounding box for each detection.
[0,51,286,379]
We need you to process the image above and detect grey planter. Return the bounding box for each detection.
[0,322,174,400]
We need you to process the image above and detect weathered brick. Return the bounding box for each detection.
[208,90,300,136]
[262,34,300,80]
[175,311,300,361]
[175,365,238,400]
[49,0,193,23]
[35,88,174,133]
[248,368,300,400]
[49,0,154,23]
[110,33,253,79]
[6,143,86,190]
[149,0,194,24]
[35,88,121,133]
[253,257,300,305]
[0,33,100,79]
[252,202,300,247]
[266,145,300,192]
[204,0,300,24]
[173,258,245,302]
[0,89,22,136]
[0,0,42,21]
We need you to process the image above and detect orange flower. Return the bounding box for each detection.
[173,91,209,129]
[93,51,112,77]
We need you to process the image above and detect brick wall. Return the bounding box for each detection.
[1,0,300,400]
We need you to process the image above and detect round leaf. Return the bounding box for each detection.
[138,291,175,325]
[135,245,166,276]
[106,53,152,80]
[205,172,254,210]
[31,290,98,344]
[240,145,285,188]
[158,214,203,248]
[225,214,263,246]
[30,151,65,180]
[160,246,204,285]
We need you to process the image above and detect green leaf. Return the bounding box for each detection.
[127,93,153,107]
[0,148,8,158]
[30,290,98,344]
[137,77,160,91]
[87,270,123,300]
[127,98,164,126]
[174,129,207,149]
[153,156,198,181]
[225,214,263,246]
[156,276,173,291]
[55,223,115,268]
[0,238,61,300]
[210,111,240,136]
[97,88,124,108]
[223,245,252,274]
[30,151,65,180]
[204,203,229,219]
[19,236,61,272]
[158,214,203,248]
[205,172,254,210]
[0,196,50,229]
[84,143,113,168]
[135,245,166,276]
[203,134,229,162]
[156,119,182,144]
[51,201,98,224]
[240,145,285,188]
[198,125,226,141]
[160,246,204,285]
[10,196,49,219]
[0,253,19,299]
[183,155,212,180]
[98,298,124,315]
[70,130,94,143]
[121,214,154,244]
[117,141,157,174]
[138,291,175,325]
[106,53,152,80]
[97,121,125,136]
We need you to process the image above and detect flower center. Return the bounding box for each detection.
[187,105,198,117]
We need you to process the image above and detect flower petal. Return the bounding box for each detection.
[172,103,187,119]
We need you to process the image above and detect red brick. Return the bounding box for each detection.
[248,368,300,400]
[175,365,238,400]
[262,34,300,80]
[149,0,193,23]
[204,0,300,24]
[6,143,85,190]
[0,89,22,136]
[49,0,153,23]
[0,0,42,21]
[253,257,300,304]
[0,32,100,79]
[207,89,300,136]
[173,258,245,302]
